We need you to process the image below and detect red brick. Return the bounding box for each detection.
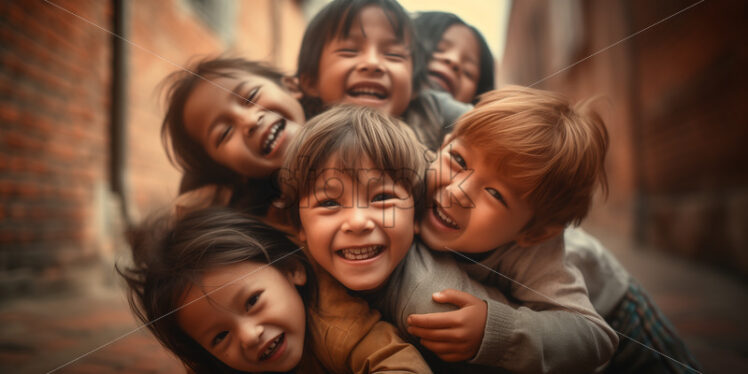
[0,102,21,123]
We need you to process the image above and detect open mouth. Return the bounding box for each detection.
[260,119,286,156]
[428,70,454,95]
[336,245,384,261]
[432,203,459,230]
[346,83,389,100]
[258,333,284,361]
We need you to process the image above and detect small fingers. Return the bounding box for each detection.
[406,326,460,341]
[407,311,460,329]
[433,288,481,307]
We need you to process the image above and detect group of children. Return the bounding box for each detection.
[119,0,701,373]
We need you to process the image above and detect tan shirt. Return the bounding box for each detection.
[308,270,432,374]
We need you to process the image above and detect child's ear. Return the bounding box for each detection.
[281,76,304,100]
[516,224,564,247]
[287,262,307,286]
[299,75,319,97]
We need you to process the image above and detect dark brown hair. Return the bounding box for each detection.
[118,207,314,374]
[160,57,293,215]
[280,105,429,229]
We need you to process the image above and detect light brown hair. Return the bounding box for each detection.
[450,85,609,236]
[280,105,429,228]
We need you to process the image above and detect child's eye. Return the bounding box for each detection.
[211,331,228,347]
[336,48,358,56]
[450,151,467,169]
[318,199,340,208]
[486,187,508,208]
[245,291,262,311]
[372,193,396,202]
[385,51,407,60]
[242,87,260,106]
[215,126,232,147]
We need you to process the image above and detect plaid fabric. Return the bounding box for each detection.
[604,282,702,374]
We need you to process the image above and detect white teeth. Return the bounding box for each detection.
[260,334,283,360]
[434,205,458,229]
[338,245,383,260]
[348,87,387,98]
[262,121,284,154]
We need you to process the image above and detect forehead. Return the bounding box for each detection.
[313,157,388,186]
[337,5,409,43]
[441,24,479,60]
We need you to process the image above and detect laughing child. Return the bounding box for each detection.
[414,86,700,373]
[120,207,431,373]
[413,11,495,104]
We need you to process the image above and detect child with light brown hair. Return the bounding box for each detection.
[414,85,700,373]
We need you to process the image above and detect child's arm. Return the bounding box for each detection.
[308,270,432,374]
[410,234,619,373]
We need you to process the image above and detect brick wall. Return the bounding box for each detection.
[0,0,112,294]
[0,0,306,296]
[501,0,748,275]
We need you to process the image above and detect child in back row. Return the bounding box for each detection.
[295,0,471,150]
[279,104,615,373]
[120,207,431,373]
[412,86,701,373]
[413,11,495,104]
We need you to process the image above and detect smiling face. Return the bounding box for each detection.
[427,24,481,103]
[178,261,306,372]
[306,5,414,117]
[298,157,415,291]
[419,137,535,254]
[183,72,305,179]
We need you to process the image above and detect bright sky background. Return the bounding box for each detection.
[398,0,511,62]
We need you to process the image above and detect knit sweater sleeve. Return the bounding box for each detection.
[467,234,619,373]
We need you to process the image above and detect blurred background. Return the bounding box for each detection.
[0,0,746,372]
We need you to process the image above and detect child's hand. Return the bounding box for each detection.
[406,289,487,362]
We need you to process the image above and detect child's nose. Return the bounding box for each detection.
[341,206,375,233]
[444,180,473,208]
[233,109,262,137]
[357,48,385,73]
[438,49,460,73]
[237,320,264,349]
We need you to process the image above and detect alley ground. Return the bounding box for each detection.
[1,228,746,373]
